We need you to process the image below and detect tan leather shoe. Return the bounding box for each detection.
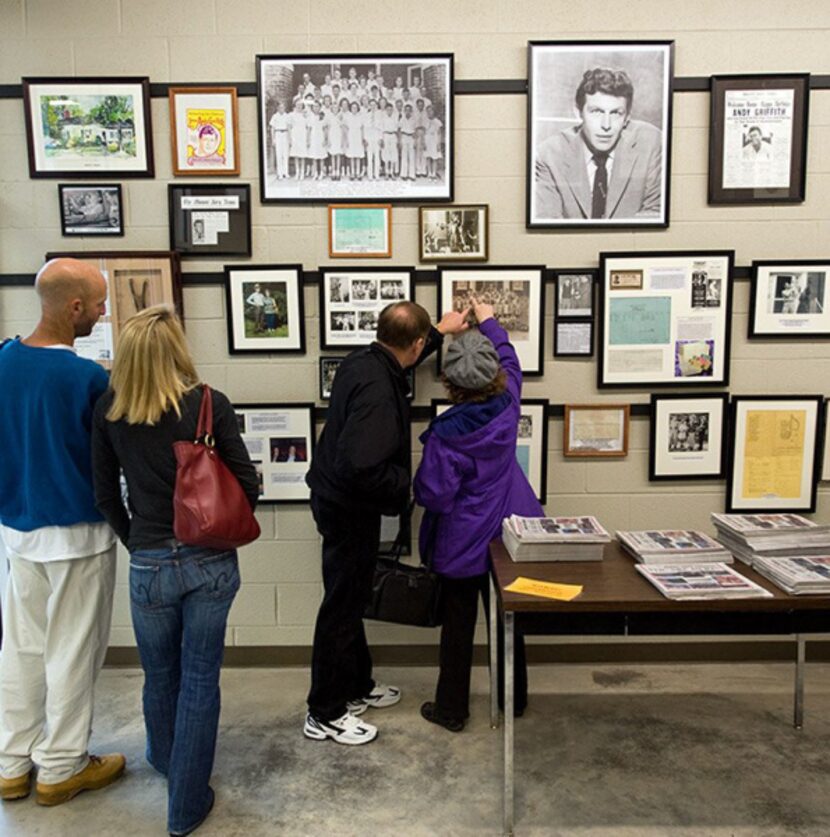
[0,769,32,801]
[36,754,126,806]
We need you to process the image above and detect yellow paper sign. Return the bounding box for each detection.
[504,577,583,601]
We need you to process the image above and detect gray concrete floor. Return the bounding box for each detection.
[2,662,830,836]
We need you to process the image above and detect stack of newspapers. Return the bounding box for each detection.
[636,563,773,601]
[711,513,830,567]
[752,556,830,595]
[501,515,611,562]
[617,530,733,565]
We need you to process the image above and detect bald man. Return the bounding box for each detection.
[0,259,125,806]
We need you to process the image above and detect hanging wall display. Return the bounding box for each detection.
[708,74,810,205]
[168,184,251,257]
[419,204,488,262]
[23,77,154,178]
[224,264,306,354]
[527,41,674,229]
[233,403,315,503]
[554,270,595,318]
[563,404,629,457]
[649,393,728,480]
[256,53,454,204]
[58,184,123,236]
[328,204,392,257]
[748,260,830,338]
[437,266,546,376]
[727,396,823,513]
[319,355,413,401]
[598,250,735,388]
[554,321,593,357]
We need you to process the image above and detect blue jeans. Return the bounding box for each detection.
[129,545,240,834]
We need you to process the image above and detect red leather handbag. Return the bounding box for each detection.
[173,385,261,549]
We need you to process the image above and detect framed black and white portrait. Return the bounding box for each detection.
[256,54,454,204]
[709,74,810,205]
[59,184,123,236]
[554,270,595,318]
[168,184,251,257]
[419,204,488,262]
[437,266,546,376]
[319,267,413,350]
[527,41,674,229]
[320,355,413,401]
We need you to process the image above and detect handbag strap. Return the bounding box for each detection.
[195,384,214,445]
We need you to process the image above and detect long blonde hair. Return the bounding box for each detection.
[107,304,199,425]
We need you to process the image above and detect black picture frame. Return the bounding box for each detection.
[58,184,123,236]
[708,73,810,205]
[168,184,251,258]
[554,319,593,357]
[320,354,413,401]
[553,269,596,319]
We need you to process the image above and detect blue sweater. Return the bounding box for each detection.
[0,339,109,531]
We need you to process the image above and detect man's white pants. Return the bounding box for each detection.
[0,547,116,784]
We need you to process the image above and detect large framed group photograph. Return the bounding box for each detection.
[168,184,251,257]
[527,41,674,229]
[708,74,810,205]
[748,260,830,338]
[257,53,454,204]
[597,250,735,388]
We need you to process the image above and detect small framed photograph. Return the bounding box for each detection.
[23,77,154,178]
[649,393,728,481]
[554,320,593,357]
[234,403,315,503]
[224,264,306,355]
[328,204,392,258]
[320,355,413,401]
[58,184,123,236]
[554,270,595,318]
[319,267,413,349]
[822,399,830,481]
[564,404,630,457]
[709,74,810,205]
[168,184,251,257]
[749,260,830,338]
[168,86,240,176]
[727,395,823,513]
[419,204,488,262]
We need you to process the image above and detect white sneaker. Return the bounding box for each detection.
[303,711,378,745]
[347,683,402,715]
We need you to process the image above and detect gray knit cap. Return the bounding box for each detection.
[443,329,500,389]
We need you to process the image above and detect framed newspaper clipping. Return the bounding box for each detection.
[564,404,629,457]
[598,250,735,388]
[708,74,810,205]
[749,260,830,339]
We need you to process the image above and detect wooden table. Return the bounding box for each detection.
[488,541,830,835]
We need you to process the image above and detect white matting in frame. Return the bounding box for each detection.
[749,260,830,338]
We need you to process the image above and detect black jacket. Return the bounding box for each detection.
[306,328,442,515]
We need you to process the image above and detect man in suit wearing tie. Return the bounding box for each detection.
[533,67,663,222]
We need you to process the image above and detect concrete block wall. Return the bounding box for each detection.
[2,0,830,649]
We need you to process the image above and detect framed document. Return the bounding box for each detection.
[649,393,728,480]
[709,74,810,205]
[564,404,629,457]
[554,320,593,357]
[168,184,251,257]
[727,395,823,513]
[419,204,488,262]
[224,264,306,355]
[58,184,123,236]
[328,204,392,258]
[234,403,315,503]
[554,270,595,318]
[598,250,734,388]
[749,260,830,339]
[437,266,546,376]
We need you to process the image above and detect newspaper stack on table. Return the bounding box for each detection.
[501,515,611,562]
[711,513,830,566]
[636,563,773,601]
[752,556,830,595]
[617,530,733,565]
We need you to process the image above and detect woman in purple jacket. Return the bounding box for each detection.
[414,298,543,731]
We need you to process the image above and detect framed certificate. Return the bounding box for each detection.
[328,204,392,258]
[564,404,629,457]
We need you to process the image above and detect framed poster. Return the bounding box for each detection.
[598,250,735,388]
[168,184,251,257]
[257,53,454,204]
[527,41,674,229]
[328,204,392,257]
[649,393,728,480]
[224,264,306,354]
[168,86,240,176]
[320,355,413,401]
[554,320,593,357]
[564,404,629,457]
[708,74,810,205]
[234,403,315,503]
[727,396,823,513]
[437,266,546,376]
[58,184,123,236]
[23,77,154,178]
[749,260,830,339]
[45,250,182,369]
[419,204,488,262]
[319,267,413,349]
[554,270,595,318]
[431,398,549,503]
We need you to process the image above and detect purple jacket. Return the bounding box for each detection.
[413,318,544,579]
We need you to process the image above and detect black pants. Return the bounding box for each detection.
[307,495,381,721]
[434,572,527,720]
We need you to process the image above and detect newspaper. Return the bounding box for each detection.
[617,530,725,554]
[636,563,773,601]
[753,556,830,595]
[711,513,819,534]
[506,515,610,543]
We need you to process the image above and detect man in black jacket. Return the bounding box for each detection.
[303,300,468,745]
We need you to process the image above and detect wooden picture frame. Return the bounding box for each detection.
[419,204,488,262]
[168,183,251,257]
[564,404,630,457]
[328,204,392,258]
[58,184,123,236]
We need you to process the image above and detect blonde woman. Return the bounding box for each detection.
[91,305,258,837]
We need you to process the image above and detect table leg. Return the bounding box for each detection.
[794,634,805,730]
[504,611,514,836]
[489,575,499,729]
